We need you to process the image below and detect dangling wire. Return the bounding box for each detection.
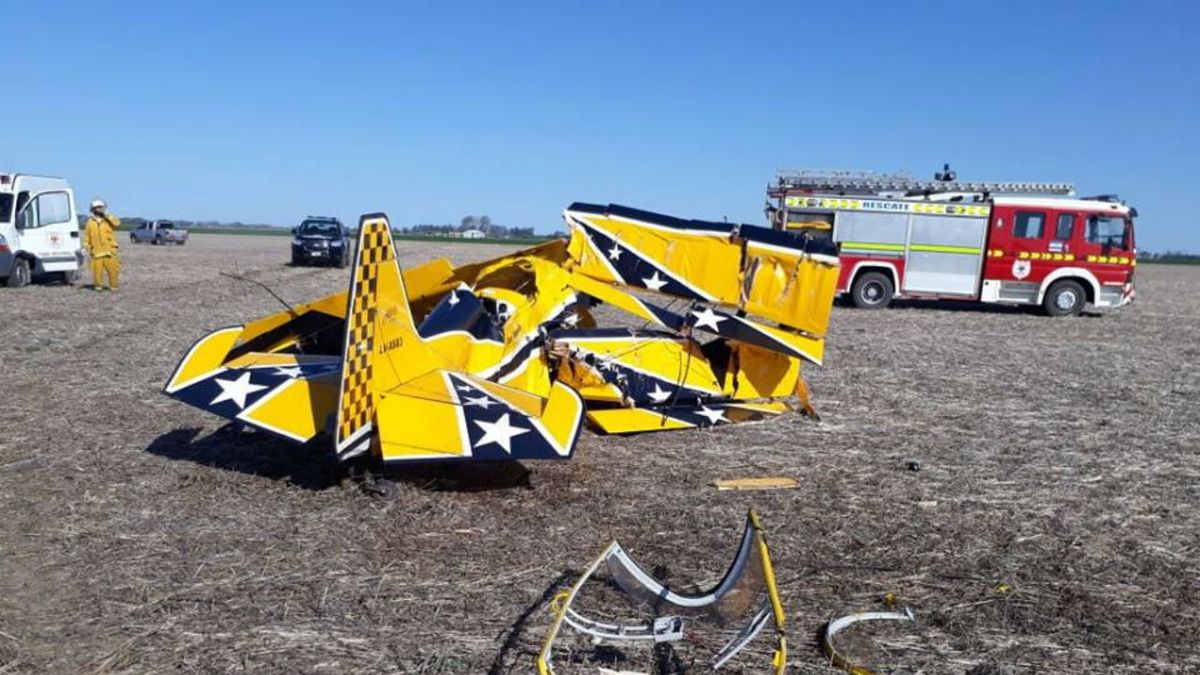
[220,271,296,316]
[660,317,697,427]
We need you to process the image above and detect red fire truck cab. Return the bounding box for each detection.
[768,170,1136,316]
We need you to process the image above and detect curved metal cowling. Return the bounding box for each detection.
[821,605,915,675]
[536,509,788,674]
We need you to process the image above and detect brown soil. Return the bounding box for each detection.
[1,235,1196,673]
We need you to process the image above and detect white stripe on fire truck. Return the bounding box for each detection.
[841,242,981,255]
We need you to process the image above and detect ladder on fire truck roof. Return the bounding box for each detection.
[771,169,1075,197]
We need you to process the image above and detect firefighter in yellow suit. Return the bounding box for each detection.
[84,199,121,290]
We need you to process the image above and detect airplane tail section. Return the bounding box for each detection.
[335,213,417,459]
[333,213,586,463]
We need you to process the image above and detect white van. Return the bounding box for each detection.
[0,173,82,287]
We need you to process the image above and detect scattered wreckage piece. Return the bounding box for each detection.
[165,203,839,463]
[712,477,801,491]
[821,604,915,675]
[537,509,787,674]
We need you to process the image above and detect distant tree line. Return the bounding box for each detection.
[1139,250,1200,264]
[74,212,561,239]
[77,214,280,231]
[396,215,544,240]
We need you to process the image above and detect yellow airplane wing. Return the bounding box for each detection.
[586,401,790,434]
[164,336,342,443]
[563,203,839,337]
[563,270,825,365]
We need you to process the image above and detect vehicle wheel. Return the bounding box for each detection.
[6,258,31,288]
[153,236,162,245]
[339,253,350,268]
[178,240,186,246]
[130,234,136,243]
[59,269,78,285]
[850,271,894,309]
[1043,279,1086,317]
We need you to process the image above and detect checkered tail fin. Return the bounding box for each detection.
[334,213,414,460]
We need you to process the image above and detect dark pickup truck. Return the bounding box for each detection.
[291,216,350,267]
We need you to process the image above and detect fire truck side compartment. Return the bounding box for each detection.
[831,206,989,298]
[834,211,907,252]
[903,214,988,296]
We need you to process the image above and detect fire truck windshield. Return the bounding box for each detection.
[1086,215,1130,250]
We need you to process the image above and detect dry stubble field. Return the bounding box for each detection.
[1,235,1198,674]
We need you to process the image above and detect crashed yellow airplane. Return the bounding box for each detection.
[165,204,839,462]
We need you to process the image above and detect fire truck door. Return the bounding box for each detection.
[902,214,987,297]
[1050,212,1077,256]
[1075,211,1135,304]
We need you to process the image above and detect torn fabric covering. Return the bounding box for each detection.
[537,509,787,674]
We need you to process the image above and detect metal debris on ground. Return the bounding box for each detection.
[821,600,916,675]
[537,509,788,674]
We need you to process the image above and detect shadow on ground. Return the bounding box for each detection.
[367,459,533,493]
[487,570,575,675]
[146,426,533,494]
[145,426,345,490]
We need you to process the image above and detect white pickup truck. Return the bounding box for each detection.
[0,173,82,287]
[130,219,189,245]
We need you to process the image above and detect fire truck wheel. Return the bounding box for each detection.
[851,271,894,309]
[1043,279,1086,317]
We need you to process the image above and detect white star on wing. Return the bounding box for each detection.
[210,372,268,409]
[562,312,580,327]
[463,395,496,409]
[447,291,460,306]
[690,307,727,332]
[456,385,475,392]
[473,413,530,454]
[696,405,727,425]
[642,271,668,292]
[607,243,622,261]
[648,383,672,404]
[273,366,304,379]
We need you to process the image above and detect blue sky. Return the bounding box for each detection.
[5,1,1197,250]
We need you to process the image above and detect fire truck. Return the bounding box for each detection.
[767,168,1137,316]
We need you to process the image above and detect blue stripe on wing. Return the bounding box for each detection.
[445,373,566,461]
[170,368,292,420]
[570,218,705,301]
